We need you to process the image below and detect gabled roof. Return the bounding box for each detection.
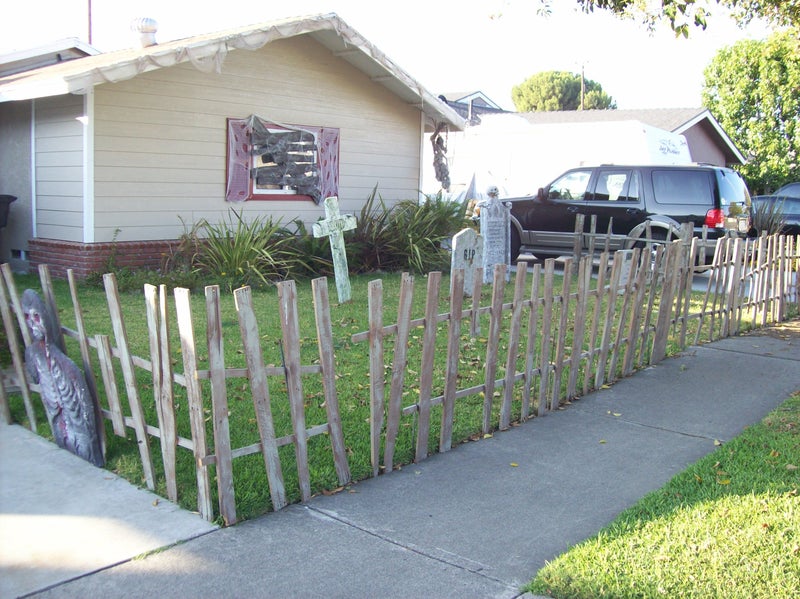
[440,91,503,110]
[0,13,465,130]
[520,108,745,164]
[0,38,99,77]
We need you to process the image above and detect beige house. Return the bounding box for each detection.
[0,13,464,277]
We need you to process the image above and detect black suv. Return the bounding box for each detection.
[507,164,752,261]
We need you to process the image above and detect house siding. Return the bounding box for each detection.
[682,125,726,166]
[92,35,422,243]
[33,95,85,243]
[0,100,33,270]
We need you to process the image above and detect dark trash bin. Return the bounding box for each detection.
[0,195,16,229]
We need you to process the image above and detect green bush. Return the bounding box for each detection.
[189,209,303,292]
[752,200,788,235]
[87,190,471,291]
[347,187,471,274]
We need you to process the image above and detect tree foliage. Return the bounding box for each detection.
[702,31,800,193]
[512,70,617,112]
[567,0,800,35]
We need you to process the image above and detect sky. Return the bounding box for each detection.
[1,0,774,111]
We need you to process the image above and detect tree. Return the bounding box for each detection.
[702,31,800,193]
[565,0,800,36]
[512,71,617,112]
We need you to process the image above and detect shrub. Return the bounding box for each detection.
[752,200,788,235]
[347,187,471,274]
[190,209,303,292]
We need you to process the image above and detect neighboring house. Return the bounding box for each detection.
[437,91,508,125]
[0,13,464,277]
[423,103,745,199]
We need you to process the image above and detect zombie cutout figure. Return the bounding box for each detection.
[23,289,105,467]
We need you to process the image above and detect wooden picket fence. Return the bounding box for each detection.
[1,233,798,526]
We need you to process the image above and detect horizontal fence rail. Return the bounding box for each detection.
[1,233,798,524]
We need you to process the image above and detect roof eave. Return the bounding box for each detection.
[0,13,465,130]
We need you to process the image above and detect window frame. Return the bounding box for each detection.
[225,115,340,205]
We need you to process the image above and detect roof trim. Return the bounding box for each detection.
[0,13,465,130]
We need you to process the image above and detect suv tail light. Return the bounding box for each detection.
[704,208,726,228]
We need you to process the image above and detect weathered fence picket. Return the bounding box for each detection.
[277,280,312,502]
[482,264,506,433]
[414,271,441,462]
[173,287,214,521]
[383,273,411,472]
[1,234,798,526]
[439,268,464,452]
[311,277,351,485]
[104,273,156,491]
[205,285,237,525]
[233,286,287,511]
[500,262,527,430]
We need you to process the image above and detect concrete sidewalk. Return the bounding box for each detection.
[2,322,799,598]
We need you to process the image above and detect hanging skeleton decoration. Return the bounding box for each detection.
[23,289,105,467]
[431,122,451,192]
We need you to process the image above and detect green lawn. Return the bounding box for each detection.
[525,392,800,599]
[3,266,795,525]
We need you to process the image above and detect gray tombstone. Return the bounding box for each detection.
[479,196,511,284]
[617,249,636,290]
[451,228,483,296]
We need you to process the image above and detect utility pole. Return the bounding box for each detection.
[580,63,585,110]
[87,0,93,44]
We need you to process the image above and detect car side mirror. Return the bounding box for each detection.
[537,187,546,201]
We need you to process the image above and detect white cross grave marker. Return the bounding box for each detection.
[312,196,357,303]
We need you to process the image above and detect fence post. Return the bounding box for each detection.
[367,279,385,477]
[500,262,527,430]
[585,252,609,394]
[277,280,312,503]
[521,262,541,420]
[37,265,66,353]
[233,286,287,511]
[551,258,573,411]
[205,285,237,525]
[311,277,351,484]
[651,243,681,363]
[482,264,506,433]
[144,284,178,503]
[567,256,591,399]
[174,287,214,521]
[94,334,126,436]
[573,214,585,262]
[104,273,156,491]
[538,260,556,416]
[383,273,412,472]
[440,269,464,452]
[414,272,441,462]
[67,270,102,454]
[595,251,624,387]
[0,272,37,430]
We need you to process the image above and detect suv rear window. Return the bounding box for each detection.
[716,169,750,209]
[652,170,713,205]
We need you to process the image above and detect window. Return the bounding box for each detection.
[652,170,713,205]
[226,115,339,204]
[547,169,591,200]
[593,170,639,202]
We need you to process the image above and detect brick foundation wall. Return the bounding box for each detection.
[27,238,180,279]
